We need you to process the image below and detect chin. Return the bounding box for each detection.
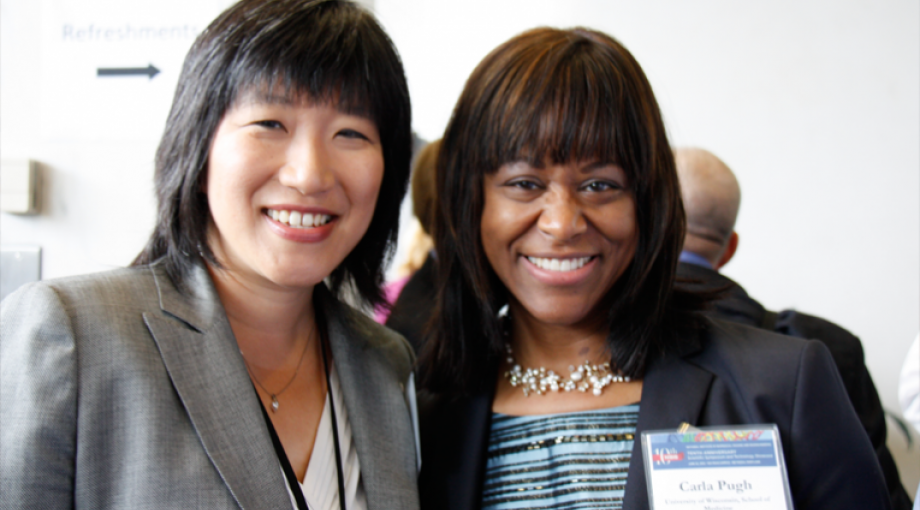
[520,300,599,328]
[262,268,329,291]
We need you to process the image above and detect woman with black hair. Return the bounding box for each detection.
[418,27,890,510]
[0,1,418,509]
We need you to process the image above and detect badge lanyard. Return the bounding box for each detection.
[258,305,347,510]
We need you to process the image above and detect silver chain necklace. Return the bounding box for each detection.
[503,343,630,397]
[241,332,312,412]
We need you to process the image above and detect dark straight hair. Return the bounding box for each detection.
[133,0,412,307]
[420,27,704,396]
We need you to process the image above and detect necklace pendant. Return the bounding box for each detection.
[271,395,279,412]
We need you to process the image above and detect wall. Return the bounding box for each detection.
[2,0,918,494]
[0,0,235,278]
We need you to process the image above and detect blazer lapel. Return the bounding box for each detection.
[143,263,291,510]
[322,292,419,510]
[623,334,715,509]
[417,379,495,510]
[444,392,493,510]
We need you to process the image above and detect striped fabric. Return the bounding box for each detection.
[482,405,639,510]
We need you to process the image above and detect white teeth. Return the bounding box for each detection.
[267,209,331,229]
[526,256,592,272]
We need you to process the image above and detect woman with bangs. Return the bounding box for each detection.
[417,27,889,510]
[1,1,419,509]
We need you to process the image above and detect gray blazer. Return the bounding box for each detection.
[0,260,420,510]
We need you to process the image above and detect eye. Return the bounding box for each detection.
[253,120,285,131]
[506,178,542,191]
[336,128,371,141]
[582,180,620,192]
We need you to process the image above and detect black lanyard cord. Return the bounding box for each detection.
[259,400,310,510]
[317,306,348,510]
[256,304,347,510]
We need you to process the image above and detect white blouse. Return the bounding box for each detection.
[281,366,420,510]
[284,364,368,510]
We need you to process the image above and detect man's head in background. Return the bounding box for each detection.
[674,147,741,270]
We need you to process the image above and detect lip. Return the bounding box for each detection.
[265,204,336,215]
[520,253,598,286]
[263,205,338,243]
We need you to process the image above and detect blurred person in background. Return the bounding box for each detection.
[899,334,920,510]
[674,146,911,509]
[384,139,440,352]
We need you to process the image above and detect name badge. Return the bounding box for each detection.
[641,424,793,509]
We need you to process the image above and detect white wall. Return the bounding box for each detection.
[372,0,920,493]
[2,0,918,493]
[0,0,235,277]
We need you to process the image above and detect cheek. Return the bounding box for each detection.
[479,190,536,281]
[616,211,638,246]
[480,212,499,270]
[480,190,511,268]
[204,164,232,220]
[596,200,639,259]
[205,162,260,222]
[206,138,266,219]
[345,152,385,223]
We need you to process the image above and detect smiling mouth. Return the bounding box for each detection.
[265,208,333,229]
[526,256,594,272]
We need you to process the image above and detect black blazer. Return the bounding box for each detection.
[677,262,910,509]
[418,319,891,510]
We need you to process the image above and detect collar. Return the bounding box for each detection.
[678,250,714,270]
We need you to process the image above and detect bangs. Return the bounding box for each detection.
[219,0,380,122]
[479,35,624,170]
[234,75,374,121]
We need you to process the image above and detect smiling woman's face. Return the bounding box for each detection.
[481,160,638,329]
[205,92,384,291]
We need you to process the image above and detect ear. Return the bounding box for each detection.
[714,231,739,270]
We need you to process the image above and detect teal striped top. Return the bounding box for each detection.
[482,405,639,510]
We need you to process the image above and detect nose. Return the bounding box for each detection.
[278,134,335,195]
[537,188,587,241]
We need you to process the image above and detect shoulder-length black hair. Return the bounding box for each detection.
[133,0,411,307]
[421,27,703,396]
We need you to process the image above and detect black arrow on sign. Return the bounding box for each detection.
[97,64,160,79]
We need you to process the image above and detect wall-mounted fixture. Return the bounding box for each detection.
[1,159,40,215]
[0,245,41,301]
